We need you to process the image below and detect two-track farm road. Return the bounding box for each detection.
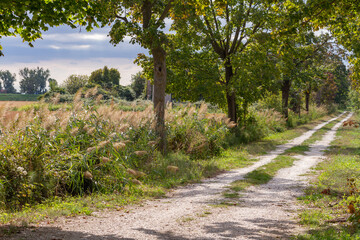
[8,112,352,240]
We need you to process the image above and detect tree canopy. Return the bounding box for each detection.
[0,0,94,56]
[19,67,50,94]
[89,66,121,88]
[0,70,16,93]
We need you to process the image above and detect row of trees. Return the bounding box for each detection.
[1,0,359,151]
[0,68,50,94]
[0,66,146,99]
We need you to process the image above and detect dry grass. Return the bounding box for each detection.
[0,101,34,109]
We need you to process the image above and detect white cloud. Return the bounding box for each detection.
[44,33,109,42]
[48,44,92,50]
[0,58,142,90]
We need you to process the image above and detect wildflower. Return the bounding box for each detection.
[134,151,147,157]
[199,103,208,115]
[227,121,237,128]
[87,127,96,135]
[70,127,79,136]
[131,179,142,185]
[86,146,97,153]
[95,94,103,104]
[113,142,126,150]
[100,157,111,164]
[109,132,117,138]
[49,131,56,138]
[127,168,146,178]
[122,140,132,145]
[166,165,179,174]
[98,140,110,148]
[17,166,27,176]
[126,168,137,177]
[84,171,93,180]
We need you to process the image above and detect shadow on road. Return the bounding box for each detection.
[0,225,132,240]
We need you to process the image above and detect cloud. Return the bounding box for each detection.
[44,33,109,42]
[48,44,92,50]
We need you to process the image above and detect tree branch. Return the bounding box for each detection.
[142,0,152,29]
[115,13,128,23]
[204,17,224,57]
[156,0,174,26]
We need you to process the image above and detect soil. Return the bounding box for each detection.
[5,112,353,240]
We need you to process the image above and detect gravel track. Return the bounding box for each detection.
[6,112,352,240]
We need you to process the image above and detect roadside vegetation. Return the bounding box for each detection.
[295,112,360,239]
[0,88,337,226]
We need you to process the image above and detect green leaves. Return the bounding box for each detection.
[0,0,92,55]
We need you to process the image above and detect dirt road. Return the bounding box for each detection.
[7,112,352,240]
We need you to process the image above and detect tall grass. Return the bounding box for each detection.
[0,89,233,210]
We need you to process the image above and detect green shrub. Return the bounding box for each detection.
[226,107,285,145]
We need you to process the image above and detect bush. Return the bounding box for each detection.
[226,107,285,145]
[166,104,230,159]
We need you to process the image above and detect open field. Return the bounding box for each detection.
[0,94,39,102]
[0,101,36,108]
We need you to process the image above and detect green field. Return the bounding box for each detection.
[0,94,39,101]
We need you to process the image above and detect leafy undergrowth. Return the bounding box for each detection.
[295,112,360,239]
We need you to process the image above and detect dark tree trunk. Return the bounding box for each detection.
[281,77,291,120]
[151,46,167,153]
[226,92,237,123]
[225,61,237,123]
[305,86,311,113]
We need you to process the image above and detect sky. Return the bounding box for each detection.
[0,25,145,89]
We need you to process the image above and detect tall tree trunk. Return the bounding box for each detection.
[151,46,166,153]
[305,86,311,113]
[281,77,291,120]
[225,62,237,123]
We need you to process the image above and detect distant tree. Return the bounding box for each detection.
[316,72,338,105]
[19,67,50,94]
[62,74,89,94]
[333,63,350,106]
[130,72,146,99]
[89,66,120,88]
[0,70,17,93]
[48,78,58,91]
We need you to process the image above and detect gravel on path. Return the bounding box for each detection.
[6,112,351,240]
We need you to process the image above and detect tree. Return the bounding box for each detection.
[91,0,176,152]
[62,74,89,94]
[0,0,93,56]
[275,31,332,119]
[89,66,120,88]
[166,34,278,123]
[333,63,350,106]
[48,78,58,91]
[130,72,146,99]
[0,70,16,93]
[315,72,338,105]
[19,67,50,94]
[171,0,278,122]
